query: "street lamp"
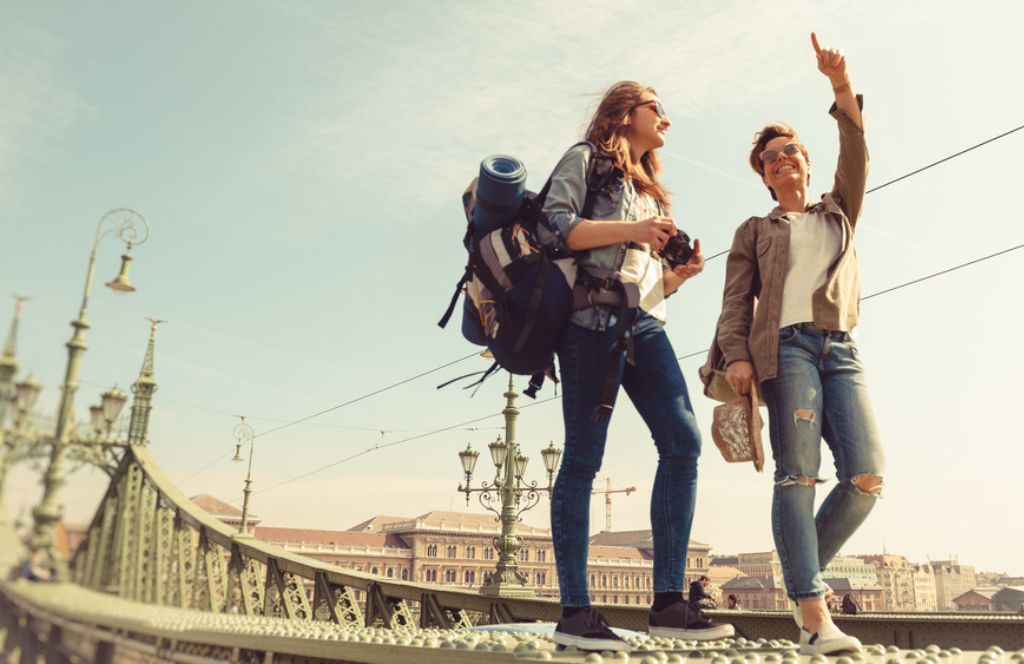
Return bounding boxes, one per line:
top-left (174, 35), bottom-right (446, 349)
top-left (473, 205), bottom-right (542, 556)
top-left (100, 386), bottom-right (128, 434)
top-left (30, 208), bottom-right (150, 579)
top-left (455, 374), bottom-right (562, 597)
top-left (231, 417), bottom-right (257, 537)
top-left (14, 376), bottom-right (42, 420)
top-left (88, 404), bottom-right (105, 436)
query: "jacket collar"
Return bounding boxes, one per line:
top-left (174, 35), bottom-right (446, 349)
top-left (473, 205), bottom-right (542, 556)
top-left (767, 195), bottom-right (840, 222)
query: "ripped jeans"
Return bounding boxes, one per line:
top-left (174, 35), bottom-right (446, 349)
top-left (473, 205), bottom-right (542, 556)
top-left (760, 323), bottom-right (885, 600)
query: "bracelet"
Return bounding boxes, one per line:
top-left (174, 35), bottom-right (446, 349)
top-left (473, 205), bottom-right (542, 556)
top-left (832, 79), bottom-right (851, 93)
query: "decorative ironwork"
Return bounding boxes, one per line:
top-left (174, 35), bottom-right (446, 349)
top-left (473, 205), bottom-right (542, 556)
top-left (455, 374), bottom-right (562, 598)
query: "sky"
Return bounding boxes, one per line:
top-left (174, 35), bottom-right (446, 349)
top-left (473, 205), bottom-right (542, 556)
top-left (2, 1), bottom-right (1022, 575)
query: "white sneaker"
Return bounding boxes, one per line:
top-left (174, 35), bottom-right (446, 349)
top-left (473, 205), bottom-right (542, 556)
top-left (798, 622), bottom-right (862, 655)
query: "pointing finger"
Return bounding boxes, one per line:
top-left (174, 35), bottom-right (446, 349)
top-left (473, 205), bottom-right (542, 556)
top-left (811, 32), bottom-right (822, 54)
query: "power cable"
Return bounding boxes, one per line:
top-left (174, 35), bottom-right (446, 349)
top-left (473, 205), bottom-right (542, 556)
top-left (257, 239), bottom-right (1023, 494)
top-left (698, 125), bottom-right (1023, 265)
top-left (174, 351), bottom-right (480, 485)
top-left (177, 123), bottom-right (1023, 487)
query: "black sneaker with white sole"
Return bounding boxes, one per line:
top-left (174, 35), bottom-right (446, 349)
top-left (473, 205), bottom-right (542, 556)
top-left (648, 601), bottom-right (735, 640)
top-left (553, 607), bottom-right (630, 652)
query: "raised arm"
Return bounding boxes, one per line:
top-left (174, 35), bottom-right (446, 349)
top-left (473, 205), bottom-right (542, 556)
top-left (812, 32), bottom-right (869, 226)
top-left (812, 32), bottom-right (861, 129)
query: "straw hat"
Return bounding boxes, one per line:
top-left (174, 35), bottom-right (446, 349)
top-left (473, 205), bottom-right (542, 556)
top-left (711, 383), bottom-right (765, 472)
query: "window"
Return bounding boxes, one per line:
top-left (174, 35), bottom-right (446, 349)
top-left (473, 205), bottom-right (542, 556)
top-left (612, 576), bottom-right (619, 588)
top-left (634, 575), bottom-right (640, 588)
top-left (483, 547), bottom-right (494, 560)
top-left (371, 567), bottom-right (379, 575)
top-left (613, 595), bottom-right (619, 604)
top-left (386, 567), bottom-right (394, 578)
top-left (466, 546), bottom-right (476, 559)
top-left (425, 569), bottom-right (437, 582)
top-left (537, 549), bottom-right (547, 562)
top-left (687, 558), bottom-right (693, 568)
top-left (535, 572), bottom-right (546, 586)
top-left (426, 544), bottom-right (438, 557)
top-left (590, 574), bottom-right (596, 588)
top-left (464, 570), bottom-right (476, 584)
top-left (601, 575), bottom-right (608, 588)
top-left (519, 549), bottom-right (530, 562)
top-left (697, 558), bottom-right (704, 568)
top-left (446, 545), bottom-right (457, 558)
top-left (445, 569), bottom-right (457, 583)
top-left (645, 576), bottom-right (652, 589)
top-left (401, 568), bottom-right (409, 581)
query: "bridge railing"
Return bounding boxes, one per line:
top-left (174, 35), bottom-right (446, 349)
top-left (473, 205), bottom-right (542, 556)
top-left (69, 444), bottom-right (564, 631)
top-left (67, 444), bottom-right (1024, 650)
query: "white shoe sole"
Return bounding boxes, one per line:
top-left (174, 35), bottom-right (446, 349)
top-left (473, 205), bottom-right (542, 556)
top-left (649, 623), bottom-right (735, 640)
top-left (799, 635), bottom-right (863, 655)
top-left (553, 631), bottom-right (631, 652)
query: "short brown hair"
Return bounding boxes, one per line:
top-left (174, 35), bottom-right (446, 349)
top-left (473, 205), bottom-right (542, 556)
top-left (749, 122), bottom-right (810, 200)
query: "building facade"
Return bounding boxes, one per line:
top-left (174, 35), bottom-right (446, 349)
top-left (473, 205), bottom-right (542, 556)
top-left (931, 560), bottom-right (978, 611)
top-left (246, 511), bottom-right (712, 606)
top-left (857, 554), bottom-right (916, 611)
top-left (823, 556), bottom-right (879, 586)
top-left (735, 551), bottom-right (783, 588)
top-left (911, 564), bottom-right (938, 612)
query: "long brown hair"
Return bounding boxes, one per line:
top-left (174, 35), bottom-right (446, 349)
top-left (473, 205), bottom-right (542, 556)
top-left (584, 81), bottom-right (671, 212)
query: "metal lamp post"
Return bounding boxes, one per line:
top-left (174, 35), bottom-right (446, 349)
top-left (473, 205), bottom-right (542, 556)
top-left (0, 374), bottom-right (43, 525)
top-left (30, 208), bottom-right (150, 579)
top-left (456, 374), bottom-right (562, 597)
top-left (231, 418), bottom-right (257, 537)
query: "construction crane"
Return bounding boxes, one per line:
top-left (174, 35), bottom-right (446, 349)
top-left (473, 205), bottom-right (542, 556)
top-left (592, 477), bottom-right (636, 533)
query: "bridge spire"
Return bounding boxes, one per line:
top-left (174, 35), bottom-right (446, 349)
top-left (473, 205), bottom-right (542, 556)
top-left (127, 318), bottom-right (164, 445)
top-left (0, 296), bottom-right (29, 430)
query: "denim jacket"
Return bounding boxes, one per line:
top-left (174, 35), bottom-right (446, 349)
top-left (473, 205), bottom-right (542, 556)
top-left (541, 143), bottom-right (665, 330)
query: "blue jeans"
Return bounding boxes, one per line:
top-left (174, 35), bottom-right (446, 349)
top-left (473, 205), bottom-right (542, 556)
top-left (760, 323), bottom-right (885, 600)
top-left (550, 311), bottom-right (702, 606)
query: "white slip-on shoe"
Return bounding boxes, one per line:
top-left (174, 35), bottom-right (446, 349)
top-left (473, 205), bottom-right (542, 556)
top-left (798, 621), bottom-right (862, 655)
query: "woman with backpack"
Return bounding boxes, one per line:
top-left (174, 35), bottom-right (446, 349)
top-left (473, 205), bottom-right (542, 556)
top-left (542, 81), bottom-right (734, 652)
top-left (703, 34), bottom-right (882, 655)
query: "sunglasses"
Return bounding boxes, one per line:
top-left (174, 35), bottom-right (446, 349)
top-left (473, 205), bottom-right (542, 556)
top-left (759, 142), bottom-right (803, 164)
top-left (633, 100), bottom-right (667, 119)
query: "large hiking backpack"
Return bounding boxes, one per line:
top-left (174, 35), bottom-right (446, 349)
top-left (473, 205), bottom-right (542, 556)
top-left (438, 143), bottom-right (624, 400)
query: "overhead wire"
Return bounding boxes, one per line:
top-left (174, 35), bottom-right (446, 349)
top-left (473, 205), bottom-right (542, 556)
top-left (176, 123), bottom-right (1023, 488)
top-left (256, 238), bottom-right (1024, 496)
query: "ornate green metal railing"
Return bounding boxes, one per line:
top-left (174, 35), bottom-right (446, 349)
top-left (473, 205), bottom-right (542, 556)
top-left (68, 444), bottom-right (544, 631)
top-left (63, 444), bottom-right (1024, 652)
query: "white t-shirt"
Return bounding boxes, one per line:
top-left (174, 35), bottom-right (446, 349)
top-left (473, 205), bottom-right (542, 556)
top-left (619, 186), bottom-right (666, 323)
top-left (779, 209), bottom-right (842, 329)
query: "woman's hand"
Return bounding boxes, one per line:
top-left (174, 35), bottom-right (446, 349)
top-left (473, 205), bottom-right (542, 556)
top-left (631, 215), bottom-right (677, 250)
top-left (811, 32), bottom-right (847, 87)
top-left (725, 360), bottom-right (756, 397)
top-left (663, 238), bottom-right (704, 295)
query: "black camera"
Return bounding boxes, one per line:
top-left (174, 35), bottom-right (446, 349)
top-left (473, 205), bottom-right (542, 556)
top-left (661, 230), bottom-right (694, 269)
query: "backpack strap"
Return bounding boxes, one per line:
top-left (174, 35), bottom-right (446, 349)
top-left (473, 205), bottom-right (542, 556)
top-left (591, 279), bottom-right (639, 422)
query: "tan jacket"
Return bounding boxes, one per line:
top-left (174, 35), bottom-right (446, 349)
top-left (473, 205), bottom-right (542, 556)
top-left (700, 98), bottom-right (868, 400)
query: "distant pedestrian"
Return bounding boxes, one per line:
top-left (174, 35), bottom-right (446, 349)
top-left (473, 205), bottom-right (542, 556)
top-left (20, 550), bottom-right (53, 583)
top-left (689, 575), bottom-right (717, 609)
top-left (727, 594), bottom-right (742, 610)
top-left (841, 593), bottom-right (861, 615)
